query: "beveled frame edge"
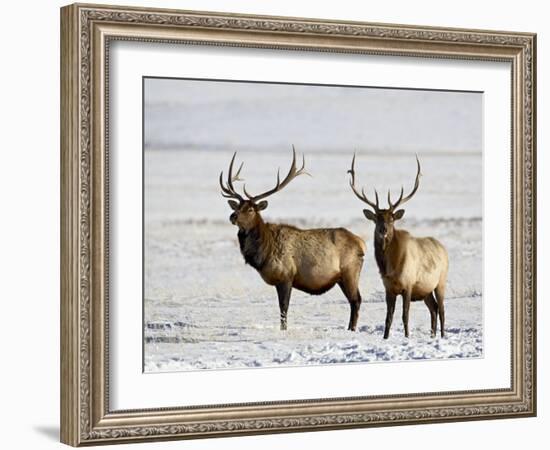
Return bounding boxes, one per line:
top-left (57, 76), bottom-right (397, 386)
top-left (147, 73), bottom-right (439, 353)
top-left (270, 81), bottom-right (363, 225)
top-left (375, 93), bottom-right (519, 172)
top-left (60, 2), bottom-right (536, 446)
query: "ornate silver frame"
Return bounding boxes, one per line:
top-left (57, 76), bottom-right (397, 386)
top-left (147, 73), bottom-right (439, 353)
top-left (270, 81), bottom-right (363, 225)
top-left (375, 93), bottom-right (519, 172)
top-left (60, 3), bottom-right (536, 446)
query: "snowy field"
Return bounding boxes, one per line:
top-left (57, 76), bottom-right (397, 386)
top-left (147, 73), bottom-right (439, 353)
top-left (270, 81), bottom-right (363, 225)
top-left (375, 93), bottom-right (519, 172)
top-left (143, 149), bottom-right (483, 373)
top-left (143, 79), bottom-right (483, 373)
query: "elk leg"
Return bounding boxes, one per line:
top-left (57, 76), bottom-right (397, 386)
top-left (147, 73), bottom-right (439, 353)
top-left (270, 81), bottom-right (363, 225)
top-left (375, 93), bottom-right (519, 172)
top-left (402, 291), bottom-right (412, 338)
top-left (350, 290), bottom-right (362, 331)
top-left (383, 292), bottom-right (397, 339)
top-left (434, 284), bottom-right (446, 338)
top-left (276, 282), bottom-right (292, 331)
top-left (338, 270), bottom-right (362, 331)
top-left (424, 293), bottom-right (439, 338)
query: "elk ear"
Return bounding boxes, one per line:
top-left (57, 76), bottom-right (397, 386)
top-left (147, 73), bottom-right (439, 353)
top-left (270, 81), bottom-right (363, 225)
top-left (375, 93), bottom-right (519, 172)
top-left (257, 200), bottom-right (268, 211)
top-left (393, 209), bottom-right (405, 220)
top-left (228, 200), bottom-right (239, 211)
top-left (363, 209), bottom-right (376, 222)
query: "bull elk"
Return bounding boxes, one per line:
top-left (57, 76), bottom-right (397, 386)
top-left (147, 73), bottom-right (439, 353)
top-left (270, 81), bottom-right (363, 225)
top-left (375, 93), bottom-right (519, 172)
top-left (348, 154), bottom-right (449, 339)
top-left (220, 147), bottom-right (366, 331)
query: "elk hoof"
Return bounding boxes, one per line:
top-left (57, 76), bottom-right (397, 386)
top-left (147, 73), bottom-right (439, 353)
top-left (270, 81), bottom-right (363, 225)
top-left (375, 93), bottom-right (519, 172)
top-left (430, 331), bottom-right (436, 338)
top-left (280, 323), bottom-right (287, 331)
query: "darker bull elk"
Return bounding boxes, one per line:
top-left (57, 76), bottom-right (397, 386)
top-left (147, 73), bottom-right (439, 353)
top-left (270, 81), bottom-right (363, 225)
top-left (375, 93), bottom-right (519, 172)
top-left (220, 148), bottom-right (366, 331)
top-left (348, 154), bottom-right (449, 339)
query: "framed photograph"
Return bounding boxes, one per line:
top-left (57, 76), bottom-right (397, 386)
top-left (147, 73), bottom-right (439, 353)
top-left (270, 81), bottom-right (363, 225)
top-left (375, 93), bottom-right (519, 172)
top-left (60, 3), bottom-right (536, 446)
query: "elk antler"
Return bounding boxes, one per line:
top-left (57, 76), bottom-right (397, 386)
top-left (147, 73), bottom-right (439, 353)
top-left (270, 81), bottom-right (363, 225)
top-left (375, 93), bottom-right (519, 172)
top-left (219, 152), bottom-right (245, 202)
top-left (243, 145), bottom-right (310, 202)
top-left (347, 153), bottom-right (380, 212)
top-left (387, 154), bottom-right (422, 210)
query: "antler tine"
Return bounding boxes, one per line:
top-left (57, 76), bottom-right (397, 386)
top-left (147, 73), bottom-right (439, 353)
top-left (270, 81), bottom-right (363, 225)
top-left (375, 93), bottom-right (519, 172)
top-left (219, 152), bottom-right (244, 201)
top-left (245, 146), bottom-right (310, 202)
top-left (391, 154), bottom-right (422, 210)
top-left (227, 153), bottom-right (244, 191)
top-left (219, 171), bottom-right (232, 198)
top-left (388, 186), bottom-right (404, 209)
top-left (232, 161), bottom-right (244, 182)
top-left (276, 146), bottom-right (311, 184)
top-left (290, 145), bottom-right (310, 178)
top-left (242, 184), bottom-right (253, 199)
top-left (347, 153), bottom-right (380, 211)
top-left (290, 144), bottom-right (297, 173)
top-left (298, 153), bottom-right (311, 177)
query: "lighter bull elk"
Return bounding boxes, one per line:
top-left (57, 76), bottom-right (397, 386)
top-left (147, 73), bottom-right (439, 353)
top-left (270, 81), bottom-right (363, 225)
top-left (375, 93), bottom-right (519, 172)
top-left (348, 154), bottom-right (449, 339)
top-left (220, 148), bottom-right (366, 331)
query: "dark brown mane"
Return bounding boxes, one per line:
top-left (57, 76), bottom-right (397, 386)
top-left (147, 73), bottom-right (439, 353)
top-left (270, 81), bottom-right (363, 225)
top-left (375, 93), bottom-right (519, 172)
top-left (237, 219), bottom-right (274, 271)
top-left (373, 235), bottom-right (387, 276)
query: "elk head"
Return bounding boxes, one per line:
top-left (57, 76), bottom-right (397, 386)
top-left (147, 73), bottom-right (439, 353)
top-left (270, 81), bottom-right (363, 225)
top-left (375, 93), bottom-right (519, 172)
top-left (219, 147), bottom-right (310, 231)
top-left (348, 154), bottom-right (422, 249)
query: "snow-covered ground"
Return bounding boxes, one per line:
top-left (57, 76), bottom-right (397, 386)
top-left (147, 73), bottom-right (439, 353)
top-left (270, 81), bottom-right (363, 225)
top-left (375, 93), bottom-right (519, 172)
top-left (143, 149), bottom-right (483, 373)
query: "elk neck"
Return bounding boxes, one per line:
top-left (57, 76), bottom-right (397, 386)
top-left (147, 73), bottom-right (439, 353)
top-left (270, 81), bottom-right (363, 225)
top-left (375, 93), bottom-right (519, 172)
top-left (373, 231), bottom-right (396, 277)
top-left (237, 215), bottom-right (274, 271)
top-left (374, 229), bottom-right (407, 277)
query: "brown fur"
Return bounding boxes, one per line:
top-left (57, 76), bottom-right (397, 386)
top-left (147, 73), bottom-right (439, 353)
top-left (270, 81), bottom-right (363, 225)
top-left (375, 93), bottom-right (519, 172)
top-left (221, 149), bottom-right (366, 331)
top-left (348, 154), bottom-right (448, 338)
top-left (368, 212), bottom-right (449, 339)
top-left (230, 200), bottom-right (366, 331)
